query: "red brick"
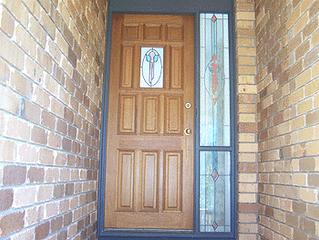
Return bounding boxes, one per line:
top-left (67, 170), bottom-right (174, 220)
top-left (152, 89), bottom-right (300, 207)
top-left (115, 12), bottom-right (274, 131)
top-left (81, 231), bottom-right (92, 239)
top-left (50, 216), bottom-right (63, 233)
top-left (31, 126), bottom-right (47, 144)
top-left (22, 100), bottom-right (41, 124)
top-left (0, 189), bottom-right (13, 211)
top-left (3, 165), bottom-right (26, 185)
top-left (27, 167), bottom-right (45, 183)
top-left (0, 211), bottom-right (25, 237)
top-left (41, 110), bottom-right (56, 129)
top-left (35, 221), bottom-right (50, 240)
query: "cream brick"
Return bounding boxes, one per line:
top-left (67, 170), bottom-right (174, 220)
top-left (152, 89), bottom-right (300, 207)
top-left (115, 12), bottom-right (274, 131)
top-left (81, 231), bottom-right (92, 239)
top-left (287, 5), bottom-right (301, 29)
top-left (238, 75), bottom-right (255, 84)
top-left (239, 183), bottom-right (258, 192)
top-left (239, 193), bottom-right (257, 203)
top-left (2, 0), bottom-right (29, 27)
top-left (301, 0), bottom-right (313, 12)
top-left (238, 85), bottom-right (257, 94)
top-left (299, 188), bottom-right (318, 203)
top-left (5, 115), bottom-right (31, 141)
top-left (292, 173), bottom-right (307, 186)
top-left (239, 114), bottom-right (256, 123)
top-left (29, 15), bottom-right (47, 48)
top-left (0, 85), bottom-right (20, 114)
top-left (306, 140), bottom-right (319, 156)
top-left (237, 12), bottom-right (255, 21)
top-left (13, 186), bottom-right (37, 207)
top-left (237, 38), bottom-right (256, 47)
top-left (289, 88), bottom-right (304, 105)
top-left (0, 5), bottom-right (15, 37)
top-left (294, 11), bottom-right (309, 34)
top-left (297, 98), bottom-right (313, 114)
top-left (10, 229), bottom-right (34, 240)
top-left (15, 24), bottom-right (37, 58)
top-left (239, 143), bottom-right (258, 152)
top-left (0, 31), bottom-right (25, 70)
top-left (305, 78), bottom-right (319, 96)
top-left (238, 153), bottom-right (257, 163)
top-left (238, 47), bottom-right (256, 56)
top-left (239, 173), bottom-right (257, 183)
top-left (295, 69), bottom-right (312, 88)
top-left (239, 133), bottom-right (256, 142)
top-left (238, 56), bottom-right (256, 66)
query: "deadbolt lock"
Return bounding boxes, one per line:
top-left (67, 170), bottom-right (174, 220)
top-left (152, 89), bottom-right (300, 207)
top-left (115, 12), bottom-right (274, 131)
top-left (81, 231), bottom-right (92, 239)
top-left (184, 128), bottom-right (192, 135)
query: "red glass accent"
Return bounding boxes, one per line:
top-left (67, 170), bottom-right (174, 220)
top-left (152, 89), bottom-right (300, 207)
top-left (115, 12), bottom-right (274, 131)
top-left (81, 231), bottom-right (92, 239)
top-left (211, 55), bottom-right (218, 94)
top-left (211, 168), bottom-right (219, 182)
top-left (211, 14), bottom-right (217, 22)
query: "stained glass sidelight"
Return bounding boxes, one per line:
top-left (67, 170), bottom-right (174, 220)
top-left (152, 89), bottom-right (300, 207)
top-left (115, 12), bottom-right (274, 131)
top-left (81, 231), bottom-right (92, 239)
top-left (200, 13), bottom-right (230, 146)
top-left (199, 13), bottom-right (232, 233)
top-left (200, 151), bottom-right (231, 232)
top-left (140, 47), bottom-right (164, 88)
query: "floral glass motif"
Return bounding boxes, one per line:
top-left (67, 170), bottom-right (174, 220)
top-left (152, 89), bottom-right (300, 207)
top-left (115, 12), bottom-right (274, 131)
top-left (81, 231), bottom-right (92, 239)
top-left (140, 47), bottom-right (164, 88)
top-left (200, 13), bottom-right (230, 147)
top-left (199, 13), bottom-right (231, 233)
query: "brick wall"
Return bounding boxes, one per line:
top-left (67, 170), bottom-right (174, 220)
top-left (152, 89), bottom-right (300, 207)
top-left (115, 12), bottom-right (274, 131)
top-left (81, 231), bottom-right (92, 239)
top-left (3, 0), bottom-right (317, 240)
top-left (235, 0), bottom-right (259, 239)
top-left (0, 0), bottom-right (107, 239)
top-left (256, 0), bottom-right (319, 239)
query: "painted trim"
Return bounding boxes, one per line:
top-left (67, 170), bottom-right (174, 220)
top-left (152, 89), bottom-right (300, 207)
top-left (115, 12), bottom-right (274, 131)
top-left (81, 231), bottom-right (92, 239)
top-left (109, 0), bottom-right (232, 13)
top-left (98, 0), bottom-right (236, 239)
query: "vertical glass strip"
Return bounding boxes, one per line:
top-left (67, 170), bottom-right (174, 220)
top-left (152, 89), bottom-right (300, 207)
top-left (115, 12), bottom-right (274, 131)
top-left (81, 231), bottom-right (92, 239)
top-left (200, 13), bottom-right (230, 147)
top-left (199, 151), bottom-right (231, 232)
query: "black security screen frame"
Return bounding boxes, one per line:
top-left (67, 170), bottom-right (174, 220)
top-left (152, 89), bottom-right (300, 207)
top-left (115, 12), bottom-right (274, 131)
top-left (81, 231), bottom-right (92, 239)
top-left (98, 0), bottom-right (237, 239)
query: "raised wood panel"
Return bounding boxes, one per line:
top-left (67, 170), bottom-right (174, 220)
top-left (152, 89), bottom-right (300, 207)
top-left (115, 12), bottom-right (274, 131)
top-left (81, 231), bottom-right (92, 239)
top-left (117, 150), bottom-right (135, 211)
top-left (120, 46), bottom-right (134, 88)
top-left (170, 47), bottom-right (184, 89)
top-left (140, 151), bottom-right (159, 212)
top-left (167, 24), bottom-right (184, 41)
top-left (119, 95), bottom-right (136, 134)
top-left (123, 24), bottom-right (139, 40)
top-left (163, 151), bottom-right (182, 211)
top-left (142, 96), bottom-right (160, 134)
top-left (143, 24), bottom-right (162, 41)
top-left (165, 96), bottom-right (182, 134)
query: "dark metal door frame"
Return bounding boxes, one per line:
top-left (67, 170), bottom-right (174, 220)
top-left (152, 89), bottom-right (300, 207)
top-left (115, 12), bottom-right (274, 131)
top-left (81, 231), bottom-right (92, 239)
top-left (98, 0), bottom-right (237, 239)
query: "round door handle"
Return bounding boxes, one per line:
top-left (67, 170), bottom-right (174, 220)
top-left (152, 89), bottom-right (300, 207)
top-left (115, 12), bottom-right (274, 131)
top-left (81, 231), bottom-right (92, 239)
top-left (184, 128), bottom-right (192, 135)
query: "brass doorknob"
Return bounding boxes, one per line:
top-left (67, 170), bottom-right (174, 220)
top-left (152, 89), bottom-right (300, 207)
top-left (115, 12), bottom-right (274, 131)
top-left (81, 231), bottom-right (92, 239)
top-left (184, 128), bottom-right (192, 135)
top-left (185, 102), bottom-right (192, 109)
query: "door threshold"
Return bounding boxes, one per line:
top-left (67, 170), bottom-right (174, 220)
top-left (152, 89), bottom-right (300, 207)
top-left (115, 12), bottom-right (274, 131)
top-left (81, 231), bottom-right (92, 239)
top-left (106, 228), bottom-right (193, 233)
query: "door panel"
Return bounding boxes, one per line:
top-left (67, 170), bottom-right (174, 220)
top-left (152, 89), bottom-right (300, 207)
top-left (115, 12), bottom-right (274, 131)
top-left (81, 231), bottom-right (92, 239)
top-left (163, 151), bottom-right (182, 211)
top-left (117, 150), bottom-right (135, 211)
top-left (105, 14), bottom-right (194, 230)
top-left (140, 151), bottom-right (159, 211)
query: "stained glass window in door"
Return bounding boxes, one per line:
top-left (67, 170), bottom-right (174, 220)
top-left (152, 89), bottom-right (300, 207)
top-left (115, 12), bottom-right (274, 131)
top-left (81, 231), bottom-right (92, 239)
top-left (200, 14), bottom-right (230, 146)
top-left (140, 47), bottom-right (164, 88)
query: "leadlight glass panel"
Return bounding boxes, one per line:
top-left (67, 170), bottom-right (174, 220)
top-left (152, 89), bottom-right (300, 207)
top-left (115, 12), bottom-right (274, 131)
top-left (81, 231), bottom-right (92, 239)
top-left (200, 151), bottom-right (231, 232)
top-left (140, 47), bottom-right (164, 88)
top-left (200, 13), bottom-right (230, 146)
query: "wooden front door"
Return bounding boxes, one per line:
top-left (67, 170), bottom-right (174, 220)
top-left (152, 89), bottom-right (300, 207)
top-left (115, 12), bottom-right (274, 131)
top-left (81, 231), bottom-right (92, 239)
top-left (104, 14), bottom-right (194, 230)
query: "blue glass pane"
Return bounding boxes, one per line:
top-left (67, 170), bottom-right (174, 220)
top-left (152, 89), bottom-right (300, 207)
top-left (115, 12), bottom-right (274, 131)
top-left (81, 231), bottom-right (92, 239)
top-left (200, 151), bottom-right (231, 232)
top-left (200, 13), bottom-right (230, 146)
